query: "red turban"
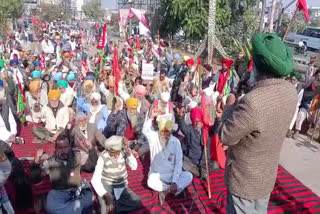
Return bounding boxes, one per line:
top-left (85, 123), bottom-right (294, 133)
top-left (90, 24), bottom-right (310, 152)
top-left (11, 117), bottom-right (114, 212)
top-left (190, 107), bottom-right (203, 125)
top-left (186, 59), bottom-right (195, 67)
top-left (221, 58), bottom-right (233, 68)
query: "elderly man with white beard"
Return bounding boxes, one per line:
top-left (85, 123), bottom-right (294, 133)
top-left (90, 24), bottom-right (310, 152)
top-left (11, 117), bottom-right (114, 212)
top-left (143, 108), bottom-right (193, 205)
top-left (103, 98), bottom-right (148, 158)
top-left (71, 112), bottom-right (106, 172)
top-left (88, 92), bottom-right (109, 131)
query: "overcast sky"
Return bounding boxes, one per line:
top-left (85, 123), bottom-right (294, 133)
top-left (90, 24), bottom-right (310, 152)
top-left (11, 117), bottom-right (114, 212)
top-left (102, 0), bottom-right (320, 10)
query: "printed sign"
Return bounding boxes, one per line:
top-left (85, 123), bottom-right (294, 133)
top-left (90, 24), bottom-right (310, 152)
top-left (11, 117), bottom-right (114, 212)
top-left (142, 63), bottom-right (154, 80)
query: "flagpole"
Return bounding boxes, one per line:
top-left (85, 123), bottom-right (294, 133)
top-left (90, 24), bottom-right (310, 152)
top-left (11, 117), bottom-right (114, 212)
top-left (283, 8), bottom-right (298, 41)
top-left (204, 144), bottom-right (212, 199)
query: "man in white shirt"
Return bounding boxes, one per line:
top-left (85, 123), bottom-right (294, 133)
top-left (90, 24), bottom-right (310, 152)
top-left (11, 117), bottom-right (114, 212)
top-left (143, 108), bottom-right (193, 205)
top-left (41, 34), bottom-right (54, 55)
top-left (91, 136), bottom-right (142, 214)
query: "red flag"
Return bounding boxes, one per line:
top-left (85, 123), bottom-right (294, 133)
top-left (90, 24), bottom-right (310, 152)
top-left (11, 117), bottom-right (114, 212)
top-left (69, 44), bottom-right (73, 60)
top-left (113, 47), bottom-right (120, 95)
top-left (201, 95), bottom-right (214, 147)
top-left (6, 29), bottom-right (9, 39)
top-left (82, 58), bottom-right (90, 74)
top-left (95, 23), bottom-right (100, 29)
top-left (31, 17), bottom-right (40, 26)
top-left (136, 35), bottom-right (140, 50)
top-left (210, 135), bottom-right (226, 169)
top-left (40, 51), bottom-right (46, 69)
top-left (248, 56), bottom-right (253, 73)
top-left (296, 0), bottom-right (309, 22)
top-left (97, 22), bottom-right (108, 50)
top-left (41, 23), bottom-right (46, 30)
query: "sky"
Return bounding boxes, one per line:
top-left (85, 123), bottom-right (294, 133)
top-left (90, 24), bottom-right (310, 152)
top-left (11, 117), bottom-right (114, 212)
top-left (281, 0), bottom-right (320, 9)
top-left (102, 0), bottom-right (320, 10)
top-left (102, 0), bottom-right (117, 9)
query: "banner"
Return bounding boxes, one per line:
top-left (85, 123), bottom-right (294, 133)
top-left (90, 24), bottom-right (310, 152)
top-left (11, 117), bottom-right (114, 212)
top-left (142, 63), bottom-right (154, 80)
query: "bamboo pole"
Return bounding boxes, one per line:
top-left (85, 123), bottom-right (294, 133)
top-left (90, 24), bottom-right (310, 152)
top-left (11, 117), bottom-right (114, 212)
top-left (204, 144), bottom-right (211, 199)
top-left (283, 8), bottom-right (298, 41)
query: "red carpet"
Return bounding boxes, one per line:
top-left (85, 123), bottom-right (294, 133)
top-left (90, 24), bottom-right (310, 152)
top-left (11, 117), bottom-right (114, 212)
top-left (10, 126), bottom-right (320, 213)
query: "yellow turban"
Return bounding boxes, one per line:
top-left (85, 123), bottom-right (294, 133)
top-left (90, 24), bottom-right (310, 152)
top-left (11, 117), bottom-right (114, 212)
top-left (158, 119), bottom-right (173, 131)
top-left (29, 79), bottom-right (40, 93)
top-left (83, 80), bottom-right (94, 89)
top-left (48, 90), bottom-right (61, 101)
top-left (126, 98), bottom-right (139, 109)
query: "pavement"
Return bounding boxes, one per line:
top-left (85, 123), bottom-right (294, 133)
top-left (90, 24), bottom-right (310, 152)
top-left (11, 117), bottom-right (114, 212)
top-left (280, 134), bottom-right (320, 196)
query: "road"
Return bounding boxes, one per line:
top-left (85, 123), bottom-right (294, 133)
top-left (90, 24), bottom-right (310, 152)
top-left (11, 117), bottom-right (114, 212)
top-left (280, 134), bottom-right (320, 196)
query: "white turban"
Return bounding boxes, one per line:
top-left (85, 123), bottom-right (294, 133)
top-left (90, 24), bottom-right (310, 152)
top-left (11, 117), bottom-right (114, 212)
top-left (90, 92), bottom-right (101, 102)
top-left (104, 136), bottom-right (123, 151)
top-left (160, 92), bottom-right (170, 103)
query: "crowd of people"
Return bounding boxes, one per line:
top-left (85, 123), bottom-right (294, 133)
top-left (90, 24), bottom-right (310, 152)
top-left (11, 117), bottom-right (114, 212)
top-left (0, 20), bottom-right (316, 214)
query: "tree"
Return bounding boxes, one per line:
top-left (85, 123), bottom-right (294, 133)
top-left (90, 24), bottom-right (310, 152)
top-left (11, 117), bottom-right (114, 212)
top-left (37, 3), bottom-right (70, 22)
top-left (0, 0), bottom-right (24, 34)
top-left (82, 0), bottom-right (104, 20)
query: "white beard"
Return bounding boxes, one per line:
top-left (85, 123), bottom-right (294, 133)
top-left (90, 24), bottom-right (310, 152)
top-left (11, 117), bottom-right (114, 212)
top-left (90, 104), bottom-right (101, 114)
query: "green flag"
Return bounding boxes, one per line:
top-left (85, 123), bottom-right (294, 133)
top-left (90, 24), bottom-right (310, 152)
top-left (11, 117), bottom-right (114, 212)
top-left (17, 89), bottom-right (26, 123)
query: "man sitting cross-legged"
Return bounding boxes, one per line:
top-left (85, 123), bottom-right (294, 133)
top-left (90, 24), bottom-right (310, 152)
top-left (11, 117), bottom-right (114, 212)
top-left (91, 136), bottom-right (142, 214)
top-left (32, 90), bottom-right (70, 143)
top-left (143, 108), bottom-right (193, 205)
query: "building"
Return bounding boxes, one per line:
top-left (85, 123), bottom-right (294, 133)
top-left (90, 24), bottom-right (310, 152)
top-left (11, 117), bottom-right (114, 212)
top-left (117, 0), bottom-right (160, 14)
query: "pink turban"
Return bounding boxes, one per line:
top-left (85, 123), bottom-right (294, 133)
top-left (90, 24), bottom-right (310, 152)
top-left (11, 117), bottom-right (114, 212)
top-left (190, 107), bottom-right (203, 125)
top-left (134, 85), bottom-right (147, 97)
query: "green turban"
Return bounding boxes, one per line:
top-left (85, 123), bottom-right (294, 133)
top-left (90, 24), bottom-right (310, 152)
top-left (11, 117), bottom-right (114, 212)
top-left (57, 80), bottom-right (68, 88)
top-left (252, 33), bottom-right (293, 77)
top-left (66, 72), bottom-right (76, 81)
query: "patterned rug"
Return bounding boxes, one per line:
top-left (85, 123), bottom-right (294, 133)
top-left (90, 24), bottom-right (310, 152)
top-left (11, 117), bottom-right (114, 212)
top-left (9, 126), bottom-right (320, 214)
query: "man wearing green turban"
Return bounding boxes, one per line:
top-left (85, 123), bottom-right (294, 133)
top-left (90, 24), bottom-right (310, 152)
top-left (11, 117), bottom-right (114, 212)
top-left (57, 80), bottom-right (75, 107)
top-left (213, 33), bottom-right (298, 214)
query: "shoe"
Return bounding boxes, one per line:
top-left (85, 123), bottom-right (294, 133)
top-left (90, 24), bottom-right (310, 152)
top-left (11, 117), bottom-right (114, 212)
top-left (158, 192), bottom-right (166, 205)
top-left (292, 131), bottom-right (300, 139)
top-left (286, 129), bottom-right (293, 138)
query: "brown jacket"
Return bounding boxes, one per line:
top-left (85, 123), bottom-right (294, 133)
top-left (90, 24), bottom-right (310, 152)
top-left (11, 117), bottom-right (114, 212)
top-left (220, 78), bottom-right (297, 200)
top-left (71, 123), bottom-right (106, 151)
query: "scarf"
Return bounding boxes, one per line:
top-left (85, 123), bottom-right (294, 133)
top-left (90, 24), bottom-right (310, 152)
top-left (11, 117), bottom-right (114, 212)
top-left (0, 101), bottom-right (10, 132)
top-left (217, 71), bottom-right (230, 94)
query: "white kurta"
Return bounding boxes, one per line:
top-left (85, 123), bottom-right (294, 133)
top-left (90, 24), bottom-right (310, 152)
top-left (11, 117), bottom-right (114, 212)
top-left (142, 118), bottom-right (192, 194)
